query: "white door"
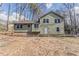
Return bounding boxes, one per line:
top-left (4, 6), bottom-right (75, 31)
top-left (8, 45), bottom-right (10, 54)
top-left (44, 28), bottom-right (48, 34)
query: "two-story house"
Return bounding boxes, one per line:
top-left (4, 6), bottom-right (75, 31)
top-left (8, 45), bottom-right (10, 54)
top-left (11, 11), bottom-right (65, 35)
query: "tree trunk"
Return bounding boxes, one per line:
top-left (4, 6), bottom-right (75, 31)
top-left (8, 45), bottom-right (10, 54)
top-left (7, 3), bottom-right (10, 31)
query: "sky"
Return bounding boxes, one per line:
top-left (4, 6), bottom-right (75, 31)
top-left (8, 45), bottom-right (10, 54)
top-left (0, 3), bottom-right (47, 22)
top-left (0, 3), bottom-right (79, 23)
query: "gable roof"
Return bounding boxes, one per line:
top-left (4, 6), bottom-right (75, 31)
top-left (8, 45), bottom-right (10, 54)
top-left (39, 11), bottom-right (64, 19)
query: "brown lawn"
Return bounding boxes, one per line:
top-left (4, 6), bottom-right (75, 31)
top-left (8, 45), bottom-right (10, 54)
top-left (0, 34), bottom-right (79, 56)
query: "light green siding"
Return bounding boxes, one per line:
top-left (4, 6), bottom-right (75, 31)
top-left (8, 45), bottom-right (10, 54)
top-left (14, 30), bottom-right (29, 32)
top-left (13, 12), bottom-right (64, 35)
top-left (14, 24), bottom-right (32, 33)
top-left (39, 13), bottom-right (64, 34)
top-left (32, 23), bottom-right (40, 32)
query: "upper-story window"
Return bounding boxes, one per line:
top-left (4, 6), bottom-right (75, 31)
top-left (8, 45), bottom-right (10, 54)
top-left (34, 24), bottom-right (39, 28)
top-left (55, 19), bottom-right (60, 23)
top-left (43, 19), bottom-right (49, 23)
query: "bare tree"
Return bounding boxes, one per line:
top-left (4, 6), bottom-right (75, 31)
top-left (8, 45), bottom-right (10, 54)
top-left (53, 3), bottom-right (77, 35)
top-left (73, 3), bottom-right (77, 35)
top-left (63, 3), bottom-right (77, 35)
top-left (7, 3), bottom-right (10, 31)
top-left (18, 3), bottom-right (27, 21)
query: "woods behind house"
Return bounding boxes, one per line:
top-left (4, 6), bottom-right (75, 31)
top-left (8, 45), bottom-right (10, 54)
top-left (0, 3), bottom-right (79, 36)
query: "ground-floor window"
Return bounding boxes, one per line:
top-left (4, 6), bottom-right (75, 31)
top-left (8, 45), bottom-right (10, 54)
top-left (16, 24), bottom-right (23, 29)
top-left (56, 27), bottom-right (60, 32)
top-left (28, 24), bottom-right (31, 28)
top-left (14, 24), bottom-right (23, 29)
top-left (34, 24), bottom-right (39, 28)
top-left (20, 24), bottom-right (22, 28)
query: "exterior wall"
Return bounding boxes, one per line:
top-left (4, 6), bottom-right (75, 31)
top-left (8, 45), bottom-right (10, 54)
top-left (8, 24), bottom-right (14, 32)
top-left (14, 24), bottom-right (32, 33)
top-left (32, 23), bottom-right (40, 32)
top-left (39, 14), bottom-right (64, 35)
top-left (12, 13), bottom-right (64, 35)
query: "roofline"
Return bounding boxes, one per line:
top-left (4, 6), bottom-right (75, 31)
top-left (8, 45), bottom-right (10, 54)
top-left (13, 21), bottom-right (34, 24)
top-left (13, 22), bottom-right (34, 24)
top-left (39, 11), bottom-right (64, 19)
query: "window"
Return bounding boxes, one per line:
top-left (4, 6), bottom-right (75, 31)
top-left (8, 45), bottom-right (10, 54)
top-left (28, 24), bottom-right (30, 27)
top-left (43, 19), bottom-right (45, 23)
top-left (55, 19), bottom-right (60, 23)
top-left (16, 24), bottom-right (19, 28)
top-left (43, 19), bottom-right (49, 23)
top-left (55, 19), bottom-right (57, 23)
top-left (47, 19), bottom-right (49, 23)
top-left (58, 19), bottom-right (60, 23)
top-left (20, 24), bottom-right (22, 28)
top-left (34, 24), bottom-right (39, 28)
top-left (16, 24), bottom-right (23, 29)
top-left (56, 27), bottom-right (60, 32)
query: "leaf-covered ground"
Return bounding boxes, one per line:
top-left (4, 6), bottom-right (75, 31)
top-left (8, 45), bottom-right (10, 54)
top-left (0, 34), bottom-right (79, 56)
